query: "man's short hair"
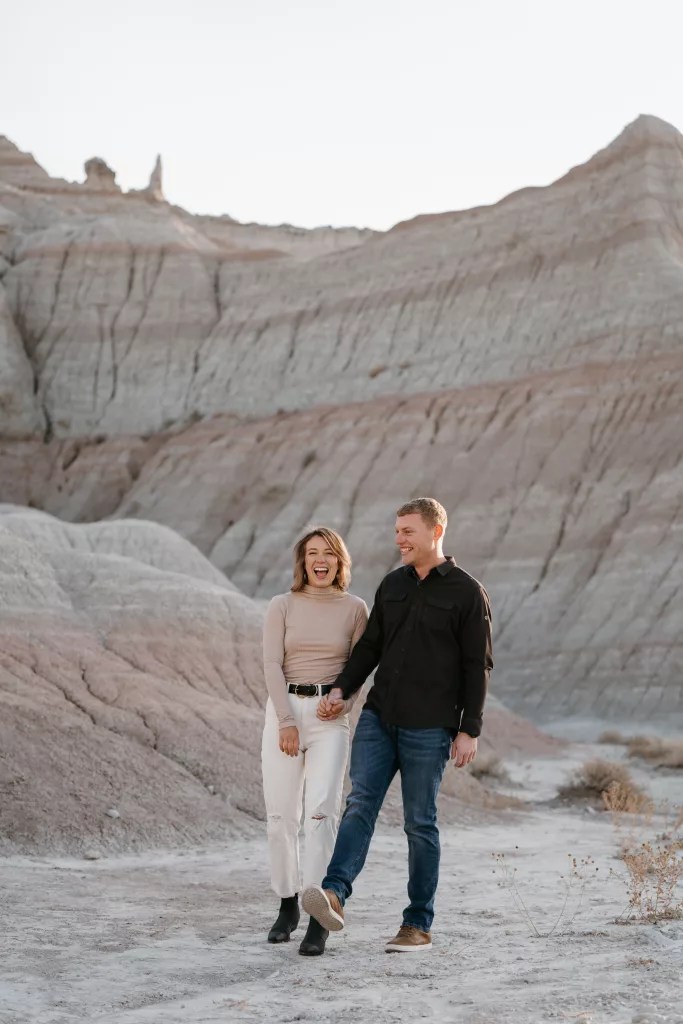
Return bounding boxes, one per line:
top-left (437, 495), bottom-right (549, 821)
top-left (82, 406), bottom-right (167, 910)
top-left (395, 497), bottom-right (447, 530)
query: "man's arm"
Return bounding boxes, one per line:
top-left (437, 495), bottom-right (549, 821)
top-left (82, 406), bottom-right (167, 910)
top-left (342, 600), bottom-right (371, 712)
top-left (335, 585), bottom-right (384, 699)
top-left (456, 584), bottom-right (493, 739)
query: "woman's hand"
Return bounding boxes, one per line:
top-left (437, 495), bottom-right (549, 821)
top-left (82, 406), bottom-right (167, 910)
top-left (317, 688), bottom-right (347, 721)
top-left (279, 726), bottom-right (300, 757)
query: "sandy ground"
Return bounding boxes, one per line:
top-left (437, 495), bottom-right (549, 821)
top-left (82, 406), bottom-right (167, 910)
top-left (2, 744), bottom-right (682, 1024)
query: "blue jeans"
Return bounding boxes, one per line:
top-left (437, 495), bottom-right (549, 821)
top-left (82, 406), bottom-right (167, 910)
top-left (321, 708), bottom-right (452, 932)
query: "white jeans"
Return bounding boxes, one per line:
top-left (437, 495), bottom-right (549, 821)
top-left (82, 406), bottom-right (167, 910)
top-left (261, 694), bottom-right (350, 898)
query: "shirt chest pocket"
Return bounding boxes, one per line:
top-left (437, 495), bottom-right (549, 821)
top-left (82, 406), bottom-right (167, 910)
top-left (382, 592), bottom-right (408, 629)
top-left (423, 593), bottom-right (457, 631)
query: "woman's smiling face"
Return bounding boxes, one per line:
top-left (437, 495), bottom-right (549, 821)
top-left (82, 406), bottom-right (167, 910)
top-left (304, 535), bottom-right (339, 588)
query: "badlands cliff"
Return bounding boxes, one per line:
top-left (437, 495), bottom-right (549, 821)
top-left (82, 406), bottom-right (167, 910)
top-left (0, 116), bottom-right (681, 730)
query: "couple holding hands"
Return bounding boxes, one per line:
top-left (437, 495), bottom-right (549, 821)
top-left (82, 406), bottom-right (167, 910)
top-left (261, 496), bottom-right (493, 956)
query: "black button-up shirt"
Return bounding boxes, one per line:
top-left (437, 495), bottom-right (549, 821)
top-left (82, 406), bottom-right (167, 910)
top-left (336, 557), bottom-right (492, 736)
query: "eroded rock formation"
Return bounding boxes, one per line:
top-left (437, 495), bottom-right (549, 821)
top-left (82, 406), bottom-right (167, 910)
top-left (0, 116), bottom-right (681, 730)
top-left (0, 507), bottom-right (263, 852)
top-left (145, 154), bottom-right (163, 201)
top-left (83, 156), bottom-right (120, 192)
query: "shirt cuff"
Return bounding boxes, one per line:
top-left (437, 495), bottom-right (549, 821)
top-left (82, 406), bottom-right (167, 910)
top-left (459, 716), bottom-right (482, 738)
top-left (337, 675), bottom-right (355, 701)
top-left (276, 713), bottom-right (296, 729)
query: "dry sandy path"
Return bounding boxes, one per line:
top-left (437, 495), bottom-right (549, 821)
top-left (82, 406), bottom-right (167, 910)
top-left (2, 751), bottom-right (682, 1024)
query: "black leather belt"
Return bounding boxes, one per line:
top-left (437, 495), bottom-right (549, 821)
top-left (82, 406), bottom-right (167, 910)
top-left (288, 683), bottom-right (334, 697)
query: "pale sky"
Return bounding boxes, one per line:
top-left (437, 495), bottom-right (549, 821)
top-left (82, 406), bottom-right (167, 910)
top-left (4, 0), bottom-right (683, 230)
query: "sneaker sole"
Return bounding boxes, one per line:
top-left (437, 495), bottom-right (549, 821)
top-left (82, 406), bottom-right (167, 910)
top-left (301, 886), bottom-right (344, 932)
top-left (385, 941), bottom-right (433, 952)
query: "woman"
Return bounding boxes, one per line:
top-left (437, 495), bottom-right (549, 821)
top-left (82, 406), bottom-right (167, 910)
top-left (261, 527), bottom-right (368, 956)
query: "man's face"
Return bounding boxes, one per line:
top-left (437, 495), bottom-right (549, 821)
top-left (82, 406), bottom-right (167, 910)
top-left (395, 513), bottom-right (439, 567)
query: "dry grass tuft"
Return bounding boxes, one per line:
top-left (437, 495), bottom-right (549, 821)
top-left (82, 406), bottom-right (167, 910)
top-left (491, 850), bottom-right (598, 937)
top-left (626, 735), bottom-right (683, 768)
top-left (559, 758), bottom-right (652, 813)
top-left (598, 729), bottom-right (627, 745)
top-left (468, 753), bottom-right (508, 781)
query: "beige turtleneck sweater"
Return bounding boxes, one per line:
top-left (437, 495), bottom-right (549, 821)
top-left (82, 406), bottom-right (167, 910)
top-left (263, 585), bottom-right (369, 728)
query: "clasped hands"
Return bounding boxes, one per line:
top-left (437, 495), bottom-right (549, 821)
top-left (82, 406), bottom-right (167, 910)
top-left (278, 688), bottom-right (347, 756)
top-left (317, 687), bottom-right (347, 722)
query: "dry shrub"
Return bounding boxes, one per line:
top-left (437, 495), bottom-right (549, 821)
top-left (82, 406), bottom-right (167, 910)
top-left (659, 744), bottom-right (683, 770)
top-left (598, 729), bottom-right (627, 745)
top-left (602, 780), bottom-right (654, 815)
top-left (469, 753), bottom-right (508, 781)
top-left (560, 759), bottom-right (653, 813)
top-left (617, 831), bottom-right (683, 922)
top-left (608, 802), bottom-right (683, 924)
top-left (560, 758), bottom-right (640, 802)
top-left (626, 735), bottom-right (683, 768)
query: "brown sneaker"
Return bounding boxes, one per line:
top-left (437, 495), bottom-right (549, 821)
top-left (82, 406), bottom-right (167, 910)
top-left (301, 886), bottom-right (345, 932)
top-left (385, 925), bottom-right (432, 952)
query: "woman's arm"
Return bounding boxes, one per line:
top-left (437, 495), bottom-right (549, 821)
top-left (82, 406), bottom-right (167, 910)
top-left (263, 596), bottom-right (296, 729)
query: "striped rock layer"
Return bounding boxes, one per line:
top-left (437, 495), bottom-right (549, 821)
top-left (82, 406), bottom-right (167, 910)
top-left (1, 115), bottom-right (681, 727)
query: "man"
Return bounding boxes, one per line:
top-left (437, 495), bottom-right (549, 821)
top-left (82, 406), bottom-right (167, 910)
top-left (302, 496), bottom-right (492, 952)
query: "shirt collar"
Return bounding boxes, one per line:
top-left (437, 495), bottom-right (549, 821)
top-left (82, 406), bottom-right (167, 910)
top-left (300, 584), bottom-right (347, 599)
top-left (407, 555), bottom-right (457, 580)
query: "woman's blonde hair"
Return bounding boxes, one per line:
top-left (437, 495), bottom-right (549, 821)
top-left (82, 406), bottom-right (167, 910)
top-left (291, 527), bottom-right (351, 592)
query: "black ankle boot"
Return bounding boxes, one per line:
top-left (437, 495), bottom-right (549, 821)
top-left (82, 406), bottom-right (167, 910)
top-left (267, 895), bottom-right (300, 943)
top-left (298, 916), bottom-right (329, 956)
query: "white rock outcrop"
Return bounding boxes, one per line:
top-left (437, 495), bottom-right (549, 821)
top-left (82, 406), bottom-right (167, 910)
top-left (0, 507), bottom-right (264, 853)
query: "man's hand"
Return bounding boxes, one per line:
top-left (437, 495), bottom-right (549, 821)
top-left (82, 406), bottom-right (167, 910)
top-left (317, 688), bottom-right (347, 721)
top-left (279, 726), bottom-right (300, 757)
top-left (451, 731), bottom-right (477, 768)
